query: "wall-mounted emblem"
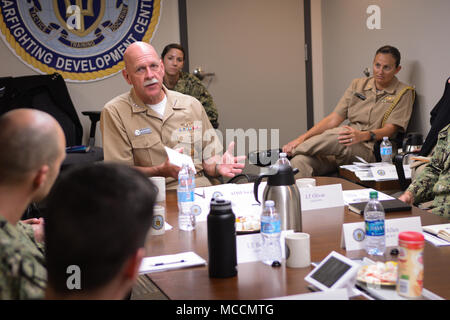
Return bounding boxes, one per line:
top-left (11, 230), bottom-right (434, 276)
top-left (0, 0), bottom-right (161, 82)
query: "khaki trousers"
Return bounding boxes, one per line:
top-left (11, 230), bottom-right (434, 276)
top-left (290, 127), bottom-right (376, 178)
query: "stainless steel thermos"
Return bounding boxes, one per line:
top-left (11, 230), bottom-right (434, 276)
top-left (253, 162), bottom-right (302, 232)
top-left (207, 198), bottom-right (237, 278)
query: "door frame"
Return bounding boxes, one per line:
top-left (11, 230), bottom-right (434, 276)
top-left (177, 0), bottom-right (314, 129)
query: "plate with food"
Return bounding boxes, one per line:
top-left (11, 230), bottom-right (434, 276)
top-left (236, 215), bottom-right (260, 234)
top-left (357, 261), bottom-right (398, 286)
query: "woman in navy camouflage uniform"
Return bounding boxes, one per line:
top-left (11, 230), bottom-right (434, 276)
top-left (161, 44), bottom-right (219, 129)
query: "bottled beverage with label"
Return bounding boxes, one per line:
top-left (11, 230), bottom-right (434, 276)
top-left (380, 136), bottom-right (393, 163)
top-left (177, 163), bottom-right (196, 231)
top-left (260, 200), bottom-right (282, 265)
top-left (364, 191), bottom-right (385, 256)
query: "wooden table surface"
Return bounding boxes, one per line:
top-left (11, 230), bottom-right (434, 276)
top-left (144, 177), bottom-right (450, 300)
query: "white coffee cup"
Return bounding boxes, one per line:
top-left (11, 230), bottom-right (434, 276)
top-left (149, 205), bottom-right (165, 236)
top-left (149, 176), bottom-right (166, 202)
top-left (285, 232), bottom-right (310, 268)
top-left (296, 178), bottom-right (316, 189)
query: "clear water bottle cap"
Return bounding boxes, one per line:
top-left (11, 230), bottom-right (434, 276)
top-left (383, 136), bottom-right (389, 141)
top-left (264, 200), bottom-right (275, 207)
top-left (279, 152), bottom-right (287, 158)
top-left (369, 191), bottom-right (378, 199)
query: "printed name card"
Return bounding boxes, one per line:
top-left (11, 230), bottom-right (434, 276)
top-left (341, 216), bottom-right (422, 251)
top-left (236, 230), bottom-right (294, 264)
top-left (370, 164), bottom-right (411, 180)
top-left (299, 184), bottom-right (344, 211)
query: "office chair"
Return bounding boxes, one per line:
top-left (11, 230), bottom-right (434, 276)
top-left (393, 76), bottom-right (450, 190)
top-left (0, 73), bottom-right (103, 170)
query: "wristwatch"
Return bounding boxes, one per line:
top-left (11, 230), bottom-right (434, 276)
top-left (368, 131), bottom-right (376, 142)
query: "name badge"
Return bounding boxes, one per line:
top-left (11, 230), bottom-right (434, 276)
top-left (340, 216), bottom-right (422, 251)
top-left (134, 128), bottom-right (152, 136)
top-left (299, 184), bottom-right (344, 211)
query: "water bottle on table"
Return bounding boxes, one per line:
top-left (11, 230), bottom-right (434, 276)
top-left (364, 191), bottom-right (385, 256)
top-left (177, 163), bottom-right (196, 231)
top-left (380, 136), bottom-right (393, 163)
top-left (260, 200), bottom-right (282, 266)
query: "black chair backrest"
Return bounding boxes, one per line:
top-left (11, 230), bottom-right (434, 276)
top-left (0, 73), bottom-right (82, 147)
top-left (419, 76), bottom-right (450, 156)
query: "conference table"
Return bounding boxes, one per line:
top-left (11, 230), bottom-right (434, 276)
top-left (143, 177), bottom-right (450, 300)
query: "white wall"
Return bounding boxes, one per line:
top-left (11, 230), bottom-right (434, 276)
top-left (0, 0), bottom-right (180, 146)
top-left (319, 0), bottom-right (450, 137)
top-left (2, 0), bottom-right (449, 145)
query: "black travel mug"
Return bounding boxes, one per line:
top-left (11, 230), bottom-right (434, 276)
top-left (207, 198), bottom-right (237, 278)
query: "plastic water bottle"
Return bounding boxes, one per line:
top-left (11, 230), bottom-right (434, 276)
top-left (380, 136), bottom-right (393, 163)
top-left (260, 200), bottom-right (282, 265)
top-left (364, 191), bottom-right (385, 256)
top-left (177, 163), bottom-right (196, 231)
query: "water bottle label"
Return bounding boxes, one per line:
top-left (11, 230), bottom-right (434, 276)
top-left (177, 190), bottom-right (194, 202)
top-left (261, 220), bottom-right (281, 234)
top-left (365, 220), bottom-right (385, 236)
top-left (380, 146), bottom-right (392, 155)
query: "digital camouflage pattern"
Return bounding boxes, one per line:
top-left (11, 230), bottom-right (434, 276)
top-left (407, 124), bottom-right (450, 218)
top-left (0, 216), bottom-right (46, 299)
top-left (172, 71), bottom-right (219, 129)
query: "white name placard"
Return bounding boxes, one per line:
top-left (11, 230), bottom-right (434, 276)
top-left (236, 230), bottom-right (294, 264)
top-left (370, 164), bottom-right (411, 180)
top-left (341, 217), bottom-right (422, 251)
top-left (300, 184), bottom-right (344, 211)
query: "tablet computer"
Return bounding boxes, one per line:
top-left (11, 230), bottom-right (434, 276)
top-left (305, 251), bottom-right (360, 291)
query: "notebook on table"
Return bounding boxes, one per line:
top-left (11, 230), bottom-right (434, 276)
top-left (348, 199), bottom-right (412, 215)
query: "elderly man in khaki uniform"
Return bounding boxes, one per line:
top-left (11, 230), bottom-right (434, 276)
top-left (101, 42), bottom-right (245, 188)
top-left (283, 45), bottom-right (414, 178)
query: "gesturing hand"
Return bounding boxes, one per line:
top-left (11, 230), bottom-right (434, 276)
top-left (216, 142), bottom-right (246, 178)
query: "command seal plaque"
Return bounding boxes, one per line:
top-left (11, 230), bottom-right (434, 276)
top-left (0, 0), bottom-right (161, 82)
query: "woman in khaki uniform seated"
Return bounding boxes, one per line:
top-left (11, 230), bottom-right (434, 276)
top-left (283, 45), bottom-right (415, 178)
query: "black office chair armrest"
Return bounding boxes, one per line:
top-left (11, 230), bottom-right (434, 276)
top-left (393, 152), bottom-right (417, 191)
top-left (248, 148), bottom-right (282, 167)
top-left (81, 111), bottom-right (101, 148)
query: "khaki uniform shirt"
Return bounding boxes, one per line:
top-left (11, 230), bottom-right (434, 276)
top-left (168, 71), bottom-right (219, 129)
top-left (334, 76), bottom-right (414, 149)
top-left (101, 87), bottom-right (222, 185)
top-left (407, 124), bottom-right (450, 218)
top-left (0, 217), bottom-right (46, 299)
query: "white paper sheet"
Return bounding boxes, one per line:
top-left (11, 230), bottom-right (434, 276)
top-left (193, 182), bottom-right (266, 222)
top-left (139, 251), bottom-right (206, 274)
top-left (164, 146), bottom-right (196, 173)
top-left (423, 232), bottom-right (450, 247)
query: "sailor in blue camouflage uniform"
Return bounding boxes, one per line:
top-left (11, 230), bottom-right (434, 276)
top-left (399, 124), bottom-right (450, 218)
top-left (162, 43), bottom-right (219, 129)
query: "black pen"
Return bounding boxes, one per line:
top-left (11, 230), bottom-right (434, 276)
top-left (153, 259), bottom-right (185, 267)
